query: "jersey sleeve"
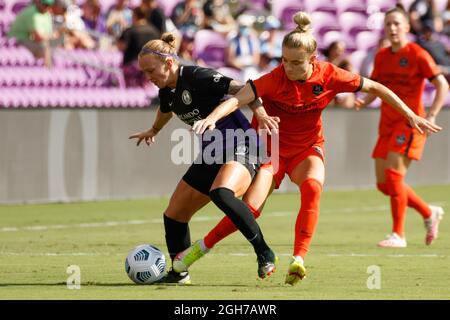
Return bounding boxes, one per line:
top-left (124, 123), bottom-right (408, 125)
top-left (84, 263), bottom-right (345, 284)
top-left (158, 90), bottom-right (172, 113)
top-left (251, 67), bottom-right (278, 99)
top-left (417, 47), bottom-right (441, 81)
top-left (192, 67), bottom-right (232, 97)
top-left (328, 64), bottom-right (363, 93)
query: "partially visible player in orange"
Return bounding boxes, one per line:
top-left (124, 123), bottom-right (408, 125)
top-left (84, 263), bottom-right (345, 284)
top-left (172, 10), bottom-right (442, 286)
top-left (355, 5), bottom-right (448, 248)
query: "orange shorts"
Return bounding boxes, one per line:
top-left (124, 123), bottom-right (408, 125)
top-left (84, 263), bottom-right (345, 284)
top-left (260, 143), bottom-right (325, 189)
top-left (372, 122), bottom-right (427, 161)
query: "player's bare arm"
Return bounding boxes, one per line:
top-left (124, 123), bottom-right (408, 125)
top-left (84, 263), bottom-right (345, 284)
top-left (426, 74), bottom-right (449, 123)
top-left (192, 83), bottom-right (257, 134)
top-left (228, 80), bottom-right (280, 133)
top-left (129, 108), bottom-right (173, 146)
top-left (360, 77), bottom-right (443, 134)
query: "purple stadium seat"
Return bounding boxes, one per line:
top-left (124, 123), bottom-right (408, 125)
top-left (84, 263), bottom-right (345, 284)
top-left (366, 0), bottom-right (397, 13)
top-left (366, 12), bottom-right (386, 31)
top-left (334, 0), bottom-right (366, 14)
top-left (339, 12), bottom-right (370, 36)
top-left (280, 4), bottom-right (305, 30)
top-left (355, 30), bottom-right (382, 51)
top-left (321, 31), bottom-right (345, 49)
top-left (304, 1), bottom-right (337, 14)
top-left (349, 50), bottom-right (367, 74)
top-left (11, 1), bottom-right (28, 14)
top-left (271, 0), bottom-right (303, 23)
top-left (193, 30), bottom-right (227, 69)
top-left (310, 11), bottom-right (341, 38)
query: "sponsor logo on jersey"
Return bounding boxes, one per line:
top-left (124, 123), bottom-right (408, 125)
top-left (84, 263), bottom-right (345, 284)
top-left (213, 73), bottom-right (223, 83)
top-left (182, 90), bottom-right (192, 105)
top-left (313, 146), bottom-right (323, 156)
top-left (312, 85), bottom-right (323, 96)
top-left (178, 109), bottom-right (200, 121)
top-left (399, 57), bottom-right (408, 67)
top-left (396, 133), bottom-right (406, 145)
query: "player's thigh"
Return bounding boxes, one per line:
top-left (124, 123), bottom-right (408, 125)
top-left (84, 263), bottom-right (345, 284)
top-left (242, 167), bottom-right (275, 212)
top-left (164, 179), bottom-right (210, 223)
top-left (385, 151), bottom-right (411, 175)
top-left (210, 161), bottom-right (252, 197)
top-left (289, 155), bottom-right (325, 187)
top-left (375, 157), bottom-right (387, 184)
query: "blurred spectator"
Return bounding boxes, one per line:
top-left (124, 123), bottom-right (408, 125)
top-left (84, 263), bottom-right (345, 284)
top-left (416, 21), bottom-right (450, 78)
top-left (226, 14), bottom-right (260, 80)
top-left (7, 0), bottom-right (55, 67)
top-left (259, 16), bottom-right (282, 66)
top-left (409, 0), bottom-right (443, 34)
top-left (178, 31), bottom-right (196, 65)
top-left (140, 0), bottom-right (167, 35)
top-left (81, 0), bottom-right (104, 34)
top-left (171, 0), bottom-right (204, 34)
top-left (202, 0), bottom-right (236, 35)
top-left (52, 0), bottom-right (96, 49)
top-left (323, 40), bottom-right (347, 66)
top-left (105, 0), bottom-right (133, 39)
top-left (360, 37), bottom-right (391, 78)
top-left (118, 6), bottom-right (160, 87)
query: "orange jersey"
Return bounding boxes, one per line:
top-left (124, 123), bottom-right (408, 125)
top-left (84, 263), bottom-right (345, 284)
top-left (251, 60), bottom-right (362, 156)
top-left (371, 42), bottom-right (440, 136)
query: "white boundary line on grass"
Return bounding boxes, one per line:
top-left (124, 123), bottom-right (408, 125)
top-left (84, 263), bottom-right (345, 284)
top-left (0, 202), bottom-right (445, 233)
top-left (0, 252), bottom-right (445, 258)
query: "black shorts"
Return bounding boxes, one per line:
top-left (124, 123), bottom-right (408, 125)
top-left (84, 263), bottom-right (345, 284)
top-left (182, 142), bottom-right (260, 196)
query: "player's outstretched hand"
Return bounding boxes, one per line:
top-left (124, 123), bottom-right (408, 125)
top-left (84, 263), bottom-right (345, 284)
top-left (192, 118), bottom-right (216, 134)
top-left (354, 98), bottom-right (367, 111)
top-left (256, 114), bottom-right (280, 135)
top-left (128, 128), bottom-right (158, 146)
top-left (408, 114), bottom-right (442, 135)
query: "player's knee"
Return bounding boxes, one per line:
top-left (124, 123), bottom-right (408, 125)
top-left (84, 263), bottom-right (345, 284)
top-left (209, 187), bottom-right (234, 207)
top-left (384, 168), bottom-right (404, 196)
top-left (246, 202), bottom-right (262, 218)
top-left (300, 178), bottom-right (322, 200)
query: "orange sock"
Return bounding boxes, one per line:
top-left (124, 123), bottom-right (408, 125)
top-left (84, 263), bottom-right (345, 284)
top-left (293, 178), bottom-right (322, 259)
top-left (405, 185), bottom-right (431, 219)
top-left (377, 182), bottom-right (431, 219)
top-left (385, 168), bottom-right (407, 238)
top-left (203, 203), bottom-right (261, 249)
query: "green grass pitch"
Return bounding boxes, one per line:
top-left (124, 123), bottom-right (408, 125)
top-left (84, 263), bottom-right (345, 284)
top-left (0, 185), bottom-right (449, 299)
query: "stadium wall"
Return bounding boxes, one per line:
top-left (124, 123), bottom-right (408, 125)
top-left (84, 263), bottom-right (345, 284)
top-left (0, 108), bottom-right (449, 204)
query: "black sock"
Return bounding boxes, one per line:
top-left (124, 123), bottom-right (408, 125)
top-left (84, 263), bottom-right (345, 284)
top-left (209, 187), bottom-right (269, 255)
top-left (163, 214), bottom-right (191, 263)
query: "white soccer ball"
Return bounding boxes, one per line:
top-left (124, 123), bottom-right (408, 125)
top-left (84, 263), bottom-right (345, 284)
top-left (125, 244), bottom-right (166, 284)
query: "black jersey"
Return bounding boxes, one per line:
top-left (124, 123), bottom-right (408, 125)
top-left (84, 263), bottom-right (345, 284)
top-left (158, 65), bottom-right (251, 134)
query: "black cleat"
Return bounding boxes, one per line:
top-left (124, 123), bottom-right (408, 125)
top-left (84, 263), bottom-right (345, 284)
top-left (154, 269), bottom-right (191, 285)
top-left (257, 249), bottom-right (278, 279)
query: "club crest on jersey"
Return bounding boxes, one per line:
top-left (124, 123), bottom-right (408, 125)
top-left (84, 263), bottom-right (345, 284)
top-left (313, 146), bottom-right (323, 155)
top-left (396, 134), bottom-right (406, 145)
top-left (182, 90), bottom-right (192, 105)
top-left (312, 85), bottom-right (323, 96)
top-left (399, 57), bottom-right (408, 67)
top-left (235, 144), bottom-right (249, 155)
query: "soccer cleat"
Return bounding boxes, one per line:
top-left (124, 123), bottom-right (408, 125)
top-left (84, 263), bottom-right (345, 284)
top-left (377, 232), bottom-right (407, 248)
top-left (285, 256), bottom-right (306, 286)
top-left (173, 240), bottom-right (210, 273)
top-left (424, 205), bottom-right (445, 245)
top-left (257, 248), bottom-right (278, 279)
top-left (154, 269), bottom-right (191, 285)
